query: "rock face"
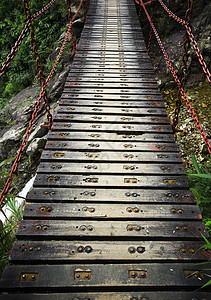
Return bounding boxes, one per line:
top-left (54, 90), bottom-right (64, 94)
top-left (138, 0), bottom-right (211, 88)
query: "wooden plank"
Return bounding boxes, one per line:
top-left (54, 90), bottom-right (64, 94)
top-left (1, 263), bottom-right (210, 290)
top-left (48, 131), bottom-right (175, 142)
top-left (26, 188), bottom-right (196, 204)
top-left (44, 141), bottom-right (178, 152)
top-left (57, 106), bottom-right (167, 116)
top-left (16, 220), bottom-right (206, 239)
top-left (1, 292), bottom-right (210, 300)
top-left (52, 122), bottom-right (173, 133)
top-left (53, 114), bottom-right (171, 124)
top-left (63, 88), bottom-right (160, 95)
top-left (59, 99), bottom-right (165, 108)
top-left (61, 93), bottom-right (163, 100)
top-left (33, 174), bottom-right (188, 188)
top-left (10, 240), bottom-right (209, 262)
top-left (41, 150), bottom-right (182, 163)
top-left (64, 81), bottom-right (158, 89)
top-left (23, 203), bottom-right (201, 220)
top-left (37, 162), bottom-right (185, 175)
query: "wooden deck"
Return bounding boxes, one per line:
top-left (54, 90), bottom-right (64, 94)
top-left (0, 0), bottom-right (210, 298)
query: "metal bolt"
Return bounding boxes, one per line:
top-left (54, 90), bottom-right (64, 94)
top-left (135, 226), bottom-right (141, 231)
top-left (177, 209), bottom-right (183, 214)
top-left (183, 226), bottom-right (188, 231)
top-left (130, 271), bottom-right (137, 278)
top-left (35, 225), bottom-right (41, 231)
top-left (134, 208), bottom-right (139, 213)
top-left (90, 208), bottom-right (95, 213)
top-left (29, 247), bottom-right (33, 252)
top-left (132, 193), bottom-right (138, 197)
top-left (91, 192), bottom-right (96, 196)
top-left (125, 193), bottom-right (131, 197)
top-left (127, 207), bottom-right (133, 213)
top-left (88, 226), bottom-right (93, 231)
top-left (139, 271), bottom-right (147, 278)
top-left (80, 226), bottom-right (86, 231)
top-left (40, 207), bottom-right (45, 212)
top-left (171, 208), bottom-right (177, 214)
top-left (83, 207), bottom-right (88, 212)
top-left (42, 226), bottom-right (48, 231)
top-left (180, 248), bottom-right (187, 254)
top-left (84, 273), bottom-right (91, 279)
top-left (85, 246), bottom-right (93, 253)
top-left (174, 193), bottom-right (179, 198)
top-left (167, 193), bottom-right (173, 198)
top-left (76, 273), bottom-right (81, 279)
top-left (127, 225), bottom-right (133, 231)
top-left (30, 275), bottom-right (37, 281)
top-left (137, 247), bottom-right (145, 254)
top-left (21, 274), bottom-right (27, 281)
top-left (128, 247), bottom-right (136, 254)
top-left (37, 247), bottom-right (41, 251)
top-left (77, 246), bottom-right (84, 253)
top-left (175, 226), bottom-right (180, 231)
top-left (188, 248), bottom-right (195, 254)
top-left (46, 207), bottom-right (52, 212)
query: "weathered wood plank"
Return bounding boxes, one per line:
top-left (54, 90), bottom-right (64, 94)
top-left (41, 150), bottom-right (182, 163)
top-left (26, 188), bottom-right (196, 204)
top-left (37, 162), bottom-right (185, 175)
top-left (44, 140), bottom-right (178, 152)
top-left (48, 131), bottom-right (175, 142)
top-left (1, 292), bottom-right (210, 300)
top-left (10, 240), bottom-right (209, 262)
top-left (34, 174), bottom-right (188, 188)
top-left (1, 264), bottom-right (210, 290)
top-left (23, 203), bottom-right (201, 220)
top-left (16, 220), bottom-right (206, 239)
top-left (52, 122), bottom-right (173, 133)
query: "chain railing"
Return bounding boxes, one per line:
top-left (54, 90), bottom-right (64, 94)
top-left (138, 0), bottom-right (211, 154)
top-left (0, 0), bottom-right (86, 209)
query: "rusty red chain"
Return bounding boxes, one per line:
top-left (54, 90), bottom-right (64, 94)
top-left (157, 0), bottom-right (211, 82)
top-left (66, 0), bottom-right (84, 56)
top-left (147, 0), bottom-right (156, 53)
top-left (172, 0), bottom-right (193, 131)
top-left (139, 0), bottom-right (211, 154)
top-left (0, 0), bottom-right (85, 208)
top-left (0, 0), bottom-right (57, 78)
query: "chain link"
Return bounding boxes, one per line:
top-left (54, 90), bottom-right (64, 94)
top-left (139, 0), bottom-right (211, 154)
top-left (0, 0), bottom-right (57, 78)
top-left (0, 0), bottom-right (85, 208)
top-left (158, 0), bottom-right (211, 82)
top-left (172, 0), bottom-right (193, 131)
top-left (147, 0), bottom-right (156, 53)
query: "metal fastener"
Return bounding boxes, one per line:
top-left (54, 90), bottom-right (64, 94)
top-left (128, 247), bottom-right (136, 254)
top-left (77, 246), bottom-right (84, 253)
top-left (137, 247), bottom-right (145, 254)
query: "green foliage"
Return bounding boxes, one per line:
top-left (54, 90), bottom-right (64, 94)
top-left (187, 155), bottom-right (211, 228)
top-left (0, 0), bottom-right (67, 106)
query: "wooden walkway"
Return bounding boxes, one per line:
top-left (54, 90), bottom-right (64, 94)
top-left (0, 0), bottom-right (210, 298)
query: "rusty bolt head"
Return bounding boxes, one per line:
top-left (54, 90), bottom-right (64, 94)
top-left (127, 225), bottom-right (133, 231)
top-left (137, 247), bottom-right (145, 254)
top-left (125, 193), bottom-right (131, 197)
top-left (90, 208), bottom-right (95, 213)
top-left (84, 273), bottom-right (91, 279)
top-left (171, 208), bottom-right (177, 214)
top-left (167, 193), bottom-right (173, 198)
top-left (75, 273), bottom-right (81, 279)
top-left (30, 275), bottom-right (37, 281)
top-left (174, 193), bottom-right (179, 198)
top-left (128, 247), bottom-right (136, 254)
top-left (21, 274), bottom-right (27, 281)
top-left (180, 248), bottom-right (187, 254)
top-left (188, 248), bottom-right (195, 254)
top-left (127, 207), bottom-right (133, 213)
top-left (177, 209), bottom-right (183, 214)
top-left (91, 192), bottom-right (96, 196)
top-left (183, 226), bottom-right (188, 231)
top-left (134, 207), bottom-right (139, 213)
top-left (130, 271), bottom-right (137, 278)
top-left (135, 226), bottom-right (141, 231)
top-left (46, 207), bottom-right (52, 212)
top-left (139, 271), bottom-right (147, 278)
top-left (83, 207), bottom-right (88, 212)
top-left (132, 193), bottom-right (138, 197)
top-left (40, 207), bottom-right (46, 212)
top-left (37, 247), bottom-right (41, 251)
top-left (175, 226), bottom-right (180, 231)
top-left (35, 225), bottom-right (41, 231)
top-left (77, 246), bottom-right (84, 253)
top-left (42, 226), bottom-right (48, 231)
top-left (161, 166), bottom-right (165, 170)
